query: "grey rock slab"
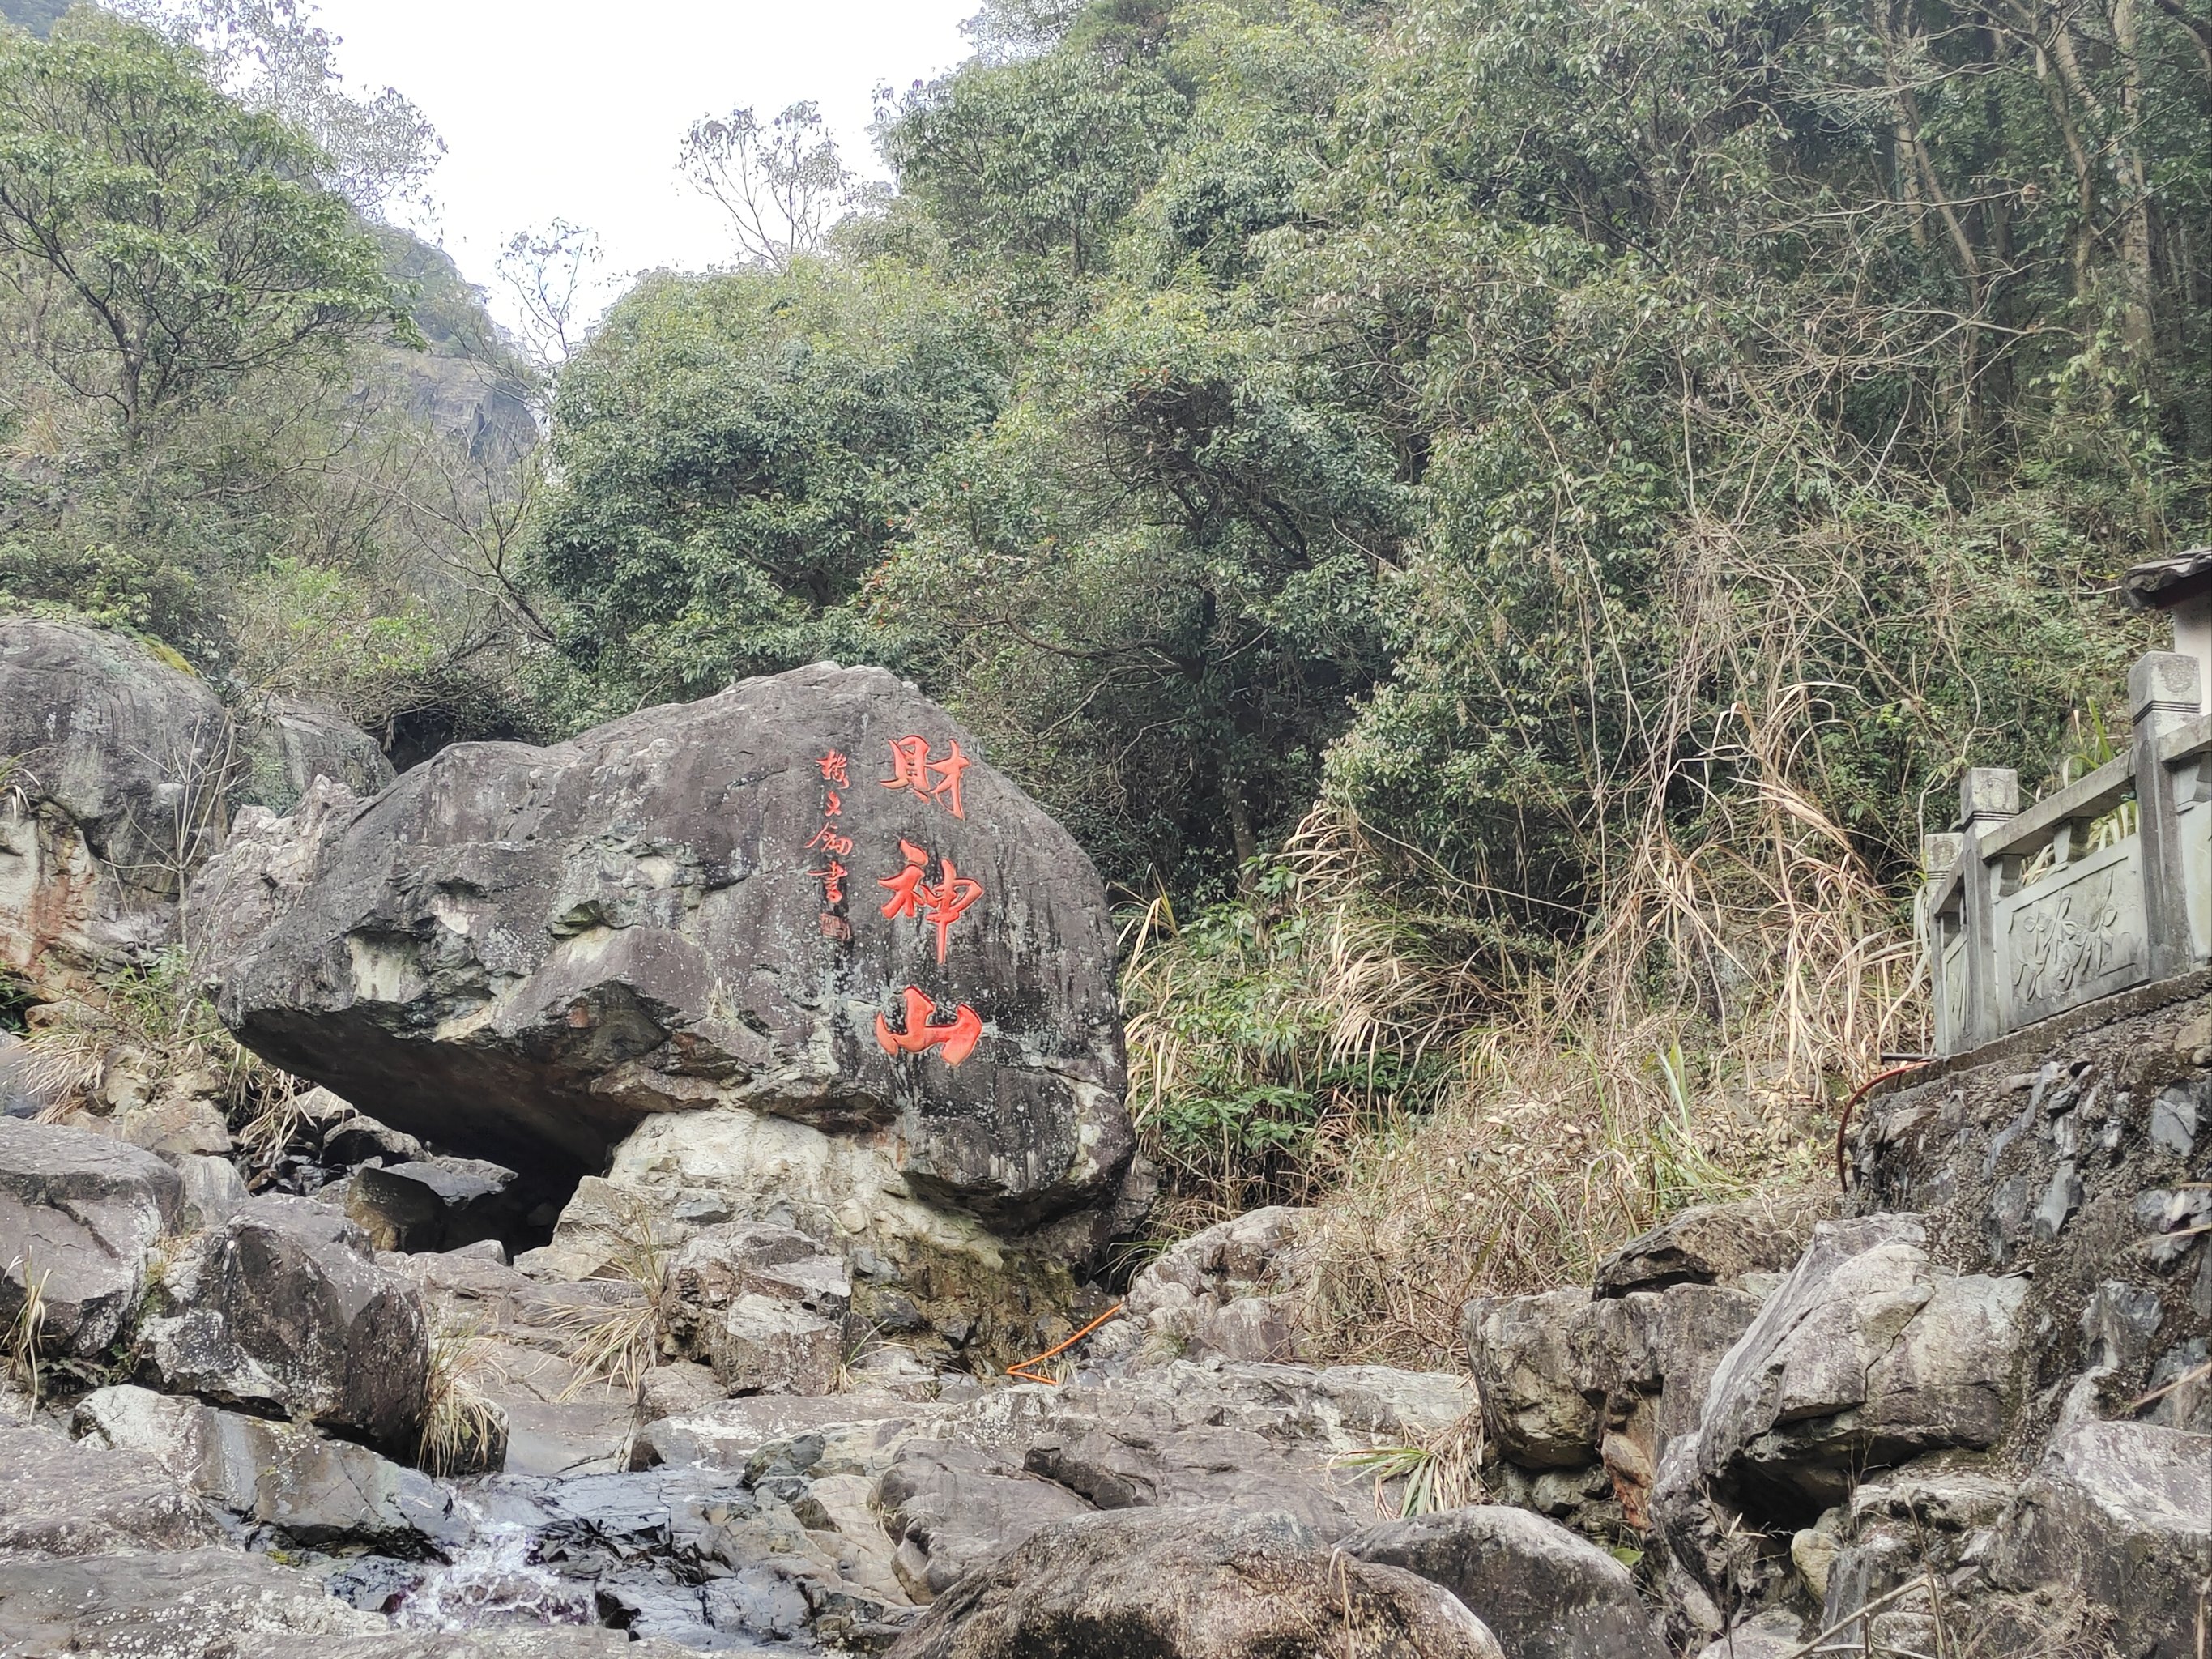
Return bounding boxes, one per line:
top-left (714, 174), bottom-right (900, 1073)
top-left (0, 1422), bottom-right (226, 1555)
top-left (1689, 1610), bottom-right (1802, 1659)
top-left (633, 1389), bottom-right (922, 1471)
top-left (0, 1115), bottom-right (182, 1354)
top-left (2150, 1078), bottom-right (2200, 1156)
top-left (884, 1504), bottom-right (1506, 1659)
top-left (137, 1193), bottom-right (430, 1447)
top-left (879, 1437), bottom-right (1097, 1600)
top-left (1696, 1215), bottom-right (2028, 1505)
top-left (0, 1547), bottom-right (380, 1654)
top-left (1594, 1199), bottom-right (1820, 1298)
top-left (1465, 1288), bottom-right (1599, 1467)
top-left (174, 1151), bottom-right (249, 1228)
top-left (240, 693), bottom-right (394, 813)
top-left (74, 1382), bottom-right (458, 1553)
top-left (198, 663), bottom-right (1136, 1239)
top-left (1344, 1503), bottom-right (1666, 1659)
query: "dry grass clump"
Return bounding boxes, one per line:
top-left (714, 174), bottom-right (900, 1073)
top-left (549, 1205), bottom-right (673, 1402)
top-left (1127, 706), bottom-right (1924, 1370)
top-left (418, 1320), bottom-right (507, 1477)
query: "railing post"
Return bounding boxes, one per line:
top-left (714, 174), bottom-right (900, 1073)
top-left (2129, 650), bottom-right (2202, 980)
top-left (1921, 832), bottom-right (1963, 1053)
top-left (1958, 767), bottom-right (2018, 1049)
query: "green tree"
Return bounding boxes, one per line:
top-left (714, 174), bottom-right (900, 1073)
top-left (530, 259), bottom-right (1003, 710)
top-left (0, 11), bottom-right (407, 441)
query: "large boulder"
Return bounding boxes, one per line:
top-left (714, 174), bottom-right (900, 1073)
top-left (198, 664), bottom-right (1144, 1324)
top-left (1344, 1505), bottom-right (1667, 1659)
top-left (884, 1505), bottom-right (1506, 1659)
top-left (0, 617), bottom-right (234, 987)
top-left (1465, 1289), bottom-right (1599, 1467)
top-left (1696, 1214), bottom-right (2027, 1506)
top-left (0, 1115), bottom-right (181, 1355)
top-left (136, 1194), bottom-right (430, 1447)
top-left (73, 1383), bottom-right (458, 1553)
top-left (1988, 1420), bottom-right (2212, 1658)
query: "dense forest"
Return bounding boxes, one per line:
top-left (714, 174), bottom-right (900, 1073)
top-left (5, 0), bottom-right (2206, 1350)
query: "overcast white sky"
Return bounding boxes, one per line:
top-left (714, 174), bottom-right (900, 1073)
top-left (309, 0), bottom-right (978, 326)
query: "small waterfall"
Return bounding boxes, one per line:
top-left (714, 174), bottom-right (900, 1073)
top-left (395, 1510), bottom-right (595, 1631)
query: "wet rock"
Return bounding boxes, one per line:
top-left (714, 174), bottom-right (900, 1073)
top-left (0, 1547), bottom-right (377, 1652)
top-left (0, 618), bottom-right (234, 989)
top-left (1465, 1289), bottom-right (1599, 1467)
top-left (73, 1382), bottom-right (459, 1553)
top-left (1594, 1199), bottom-right (1821, 1298)
top-left (137, 1193), bottom-right (431, 1447)
top-left (1989, 1420), bottom-right (2212, 1658)
top-left (198, 666), bottom-right (1141, 1303)
top-left (1697, 1215), bottom-right (2027, 1505)
top-left (1344, 1503), bottom-right (1665, 1659)
top-left (0, 1422), bottom-right (225, 1555)
top-left (0, 1115), bottom-right (182, 1354)
top-left (885, 1504), bottom-right (1505, 1659)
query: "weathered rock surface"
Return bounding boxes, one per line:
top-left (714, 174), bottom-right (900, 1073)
top-left (240, 693), bottom-right (394, 812)
top-left (1097, 1205), bottom-right (1306, 1366)
top-left (1344, 1505), bottom-right (1665, 1659)
top-left (346, 1154), bottom-right (522, 1252)
top-left (138, 1194), bottom-right (430, 1447)
top-left (1988, 1420), bottom-right (2212, 1658)
top-left (0, 1115), bottom-right (181, 1355)
top-left (1593, 1197), bottom-right (1818, 1298)
top-left (0, 1422), bottom-right (225, 1555)
top-left (887, 1505), bottom-right (1505, 1659)
top-left (664, 1220), bottom-right (850, 1394)
top-left (1465, 1289), bottom-right (1598, 1468)
top-left (1696, 1214), bottom-right (2027, 1506)
top-left (74, 1383), bottom-right (458, 1554)
top-left (0, 618), bottom-right (232, 987)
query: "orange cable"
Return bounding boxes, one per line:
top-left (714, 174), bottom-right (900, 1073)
top-left (1005, 1301), bottom-right (1124, 1385)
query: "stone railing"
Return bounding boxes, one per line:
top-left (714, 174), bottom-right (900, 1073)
top-left (1920, 650), bottom-right (2212, 1056)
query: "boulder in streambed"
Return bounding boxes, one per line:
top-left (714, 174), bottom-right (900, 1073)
top-left (136, 1193), bottom-right (431, 1448)
top-left (198, 663), bottom-right (1147, 1349)
top-left (0, 1115), bottom-right (181, 1357)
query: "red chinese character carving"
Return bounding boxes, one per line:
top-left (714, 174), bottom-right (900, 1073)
top-left (881, 736), bottom-right (931, 798)
top-left (805, 824), bottom-right (855, 858)
top-left (808, 859), bottom-right (847, 905)
top-left (877, 838), bottom-right (931, 920)
top-left (877, 842), bottom-right (984, 962)
top-left (918, 855), bottom-right (982, 964)
top-left (927, 740), bottom-right (970, 819)
top-left (818, 752), bottom-right (850, 788)
top-left (880, 736), bottom-right (970, 818)
top-left (822, 788), bottom-right (842, 817)
top-left (874, 985), bottom-right (983, 1066)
